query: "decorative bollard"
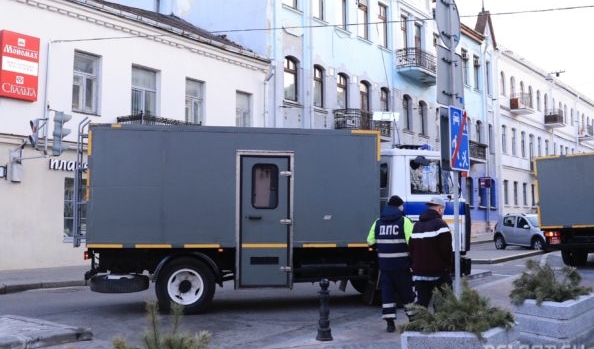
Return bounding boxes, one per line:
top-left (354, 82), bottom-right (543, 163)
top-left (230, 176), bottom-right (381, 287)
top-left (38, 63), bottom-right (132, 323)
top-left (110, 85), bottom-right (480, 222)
top-left (316, 278), bottom-right (333, 341)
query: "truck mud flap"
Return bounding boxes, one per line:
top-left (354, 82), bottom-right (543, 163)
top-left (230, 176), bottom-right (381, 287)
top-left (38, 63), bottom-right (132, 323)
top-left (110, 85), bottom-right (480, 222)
top-left (90, 274), bottom-right (149, 293)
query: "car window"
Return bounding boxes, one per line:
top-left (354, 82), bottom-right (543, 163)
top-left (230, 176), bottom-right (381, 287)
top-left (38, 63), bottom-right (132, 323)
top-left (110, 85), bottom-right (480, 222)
top-left (517, 217), bottom-right (528, 229)
top-left (503, 216), bottom-right (516, 227)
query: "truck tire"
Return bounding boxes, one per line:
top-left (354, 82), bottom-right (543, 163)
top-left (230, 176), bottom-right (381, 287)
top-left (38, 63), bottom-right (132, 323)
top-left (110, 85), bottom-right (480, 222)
top-left (561, 250), bottom-right (588, 267)
top-left (90, 274), bottom-right (149, 293)
top-left (494, 234), bottom-right (507, 250)
top-left (155, 257), bottom-right (216, 314)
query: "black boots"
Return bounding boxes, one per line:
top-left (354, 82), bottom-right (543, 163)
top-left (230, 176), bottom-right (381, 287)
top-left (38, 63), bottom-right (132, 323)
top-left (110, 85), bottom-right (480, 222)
top-left (386, 318), bottom-right (396, 332)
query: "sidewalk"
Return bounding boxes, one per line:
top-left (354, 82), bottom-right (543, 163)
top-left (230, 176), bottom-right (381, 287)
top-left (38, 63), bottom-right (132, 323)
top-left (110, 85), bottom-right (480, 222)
top-left (0, 231), bottom-right (558, 349)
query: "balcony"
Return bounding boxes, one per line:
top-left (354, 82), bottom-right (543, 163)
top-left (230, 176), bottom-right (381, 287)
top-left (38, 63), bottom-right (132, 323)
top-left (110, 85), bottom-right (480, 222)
top-left (333, 109), bottom-right (392, 139)
top-left (509, 93), bottom-right (534, 115)
top-left (396, 48), bottom-right (436, 86)
top-left (469, 140), bottom-right (487, 162)
top-left (544, 109), bottom-right (565, 128)
top-left (579, 124), bottom-right (594, 141)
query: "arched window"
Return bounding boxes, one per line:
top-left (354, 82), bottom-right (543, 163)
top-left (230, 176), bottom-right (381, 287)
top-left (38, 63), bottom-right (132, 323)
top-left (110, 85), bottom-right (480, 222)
top-left (536, 91), bottom-right (541, 111)
top-left (360, 80), bottom-right (370, 112)
top-left (284, 56), bottom-right (298, 101)
top-left (337, 73), bottom-right (348, 109)
top-left (510, 76), bottom-right (516, 96)
top-left (501, 125), bottom-right (507, 153)
top-left (500, 71), bottom-right (506, 96)
top-left (418, 101), bottom-right (427, 135)
top-left (380, 87), bottom-right (390, 111)
top-left (528, 86), bottom-right (533, 108)
top-left (313, 65), bottom-right (324, 108)
top-left (476, 120), bottom-right (482, 143)
top-left (402, 95), bottom-right (412, 130)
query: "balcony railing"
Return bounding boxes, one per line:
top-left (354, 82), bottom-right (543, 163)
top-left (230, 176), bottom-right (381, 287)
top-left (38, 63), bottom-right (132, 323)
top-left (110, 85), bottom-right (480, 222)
top-left (117, 112), bottom-right (198, 126)
top-left (544, 110), bottom-right (564, 128)
top-left (469, 140), bottom-right (487, 162)
top-left (333, 109), bottom-right (392, 137)
top-left (509, 93), bottom-right (534, 115)
top-left (395, 48), bottom-right (436, 86)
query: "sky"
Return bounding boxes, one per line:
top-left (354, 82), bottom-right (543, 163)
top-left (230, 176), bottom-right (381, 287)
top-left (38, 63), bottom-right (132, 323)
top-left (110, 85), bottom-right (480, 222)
top-left (454, 0), bottom-right (594, 100)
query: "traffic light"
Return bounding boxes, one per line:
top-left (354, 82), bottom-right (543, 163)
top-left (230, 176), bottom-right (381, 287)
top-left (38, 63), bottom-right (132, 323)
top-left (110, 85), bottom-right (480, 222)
top-left (28, 119), bottom-right (40, 149)
top-left (52, 111), bottom-right (72, 156)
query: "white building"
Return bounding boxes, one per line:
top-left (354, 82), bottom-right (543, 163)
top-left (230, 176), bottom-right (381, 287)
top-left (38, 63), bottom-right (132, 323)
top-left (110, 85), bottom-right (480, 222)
top-left (0, 0), bottom-right (269, 270)
top-left (497, 48), bottom-right (594, 215)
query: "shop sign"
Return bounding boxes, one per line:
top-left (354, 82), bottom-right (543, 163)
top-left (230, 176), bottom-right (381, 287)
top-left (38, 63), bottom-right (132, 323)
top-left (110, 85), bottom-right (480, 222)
top-left (0, 30), bottom-right (40, 101)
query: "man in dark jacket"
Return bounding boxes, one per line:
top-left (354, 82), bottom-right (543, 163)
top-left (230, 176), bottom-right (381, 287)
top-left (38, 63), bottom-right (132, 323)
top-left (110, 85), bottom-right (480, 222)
top-left (367, 195), bottom-right (415, 332)
top-left (408, 196), bottom-right (453, 308)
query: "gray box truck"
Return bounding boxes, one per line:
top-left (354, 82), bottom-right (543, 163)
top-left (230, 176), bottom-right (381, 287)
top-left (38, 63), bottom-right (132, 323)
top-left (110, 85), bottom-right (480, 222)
top-left (77, 123), bottom-right (381, 313)
top-left (534, 153), bottom-right (594, 266)
top-left (73, 122), bottom-right (471, 313)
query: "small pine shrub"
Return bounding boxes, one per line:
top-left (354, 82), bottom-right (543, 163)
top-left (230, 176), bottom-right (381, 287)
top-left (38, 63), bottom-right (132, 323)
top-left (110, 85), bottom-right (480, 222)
top-left (112, 301), bottom-right (215, 349)
top-left (399, 280), bottom-right (515, 339)
top-left (510, 259), bottom-right (592, 306)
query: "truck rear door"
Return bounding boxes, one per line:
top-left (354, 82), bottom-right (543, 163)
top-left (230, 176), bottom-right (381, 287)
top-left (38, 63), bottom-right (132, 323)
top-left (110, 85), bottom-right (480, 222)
top-left (238, 152), bottom-right (293, 288)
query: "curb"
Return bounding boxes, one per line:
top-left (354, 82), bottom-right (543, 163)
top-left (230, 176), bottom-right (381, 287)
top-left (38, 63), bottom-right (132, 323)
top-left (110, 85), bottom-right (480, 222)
top-left (0, 315), bottom-right (93, 349)
top-left (0, 280), bottom-right (87, 295)
top-left (472, 251), bottom-right (543, 264)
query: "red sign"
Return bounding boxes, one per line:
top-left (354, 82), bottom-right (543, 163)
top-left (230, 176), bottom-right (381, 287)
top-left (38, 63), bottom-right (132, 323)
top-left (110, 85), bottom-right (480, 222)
top-left (0, 30), bottom-right (40, 101)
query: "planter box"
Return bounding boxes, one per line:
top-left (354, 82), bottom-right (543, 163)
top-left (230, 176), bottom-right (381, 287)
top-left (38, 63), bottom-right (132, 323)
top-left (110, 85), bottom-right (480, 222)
top-left (513, 293), bottom-right (594, 347)
top-left (401, 326), bottom-right (517, 349)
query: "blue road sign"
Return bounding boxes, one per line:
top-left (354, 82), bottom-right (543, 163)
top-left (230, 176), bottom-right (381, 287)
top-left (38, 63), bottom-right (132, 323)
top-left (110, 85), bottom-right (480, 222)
top-left (449, 106), bottom-right (469, 171)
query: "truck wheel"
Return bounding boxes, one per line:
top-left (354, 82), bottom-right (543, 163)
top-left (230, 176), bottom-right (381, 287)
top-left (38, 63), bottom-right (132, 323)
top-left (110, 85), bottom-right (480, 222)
top-left (531, 237), bottom-right (545, 251)
top-left (155, 257), bottom-right (215, 314)
top-left (494, 234), bottom-right (506, 250)
top-left (561, 250), bottom-right (588, 267)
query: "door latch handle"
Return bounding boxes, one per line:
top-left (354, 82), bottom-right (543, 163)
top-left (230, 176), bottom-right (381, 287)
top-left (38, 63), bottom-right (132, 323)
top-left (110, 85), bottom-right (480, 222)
top-left (248, 215), bottom-right (262, 220)
top-left (280, 219), bottom-right (292, 225)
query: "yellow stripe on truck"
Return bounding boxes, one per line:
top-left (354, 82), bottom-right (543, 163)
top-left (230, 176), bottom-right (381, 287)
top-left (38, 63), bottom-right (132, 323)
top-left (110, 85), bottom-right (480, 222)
top-left (86, 244), bottom-right (123, 248)
top-left (135, 244), bottom-right (172, 248)
top-left (303, 243), bottom-right (337, 248)
top-left (242, 243), bottom-right (287, 248)
top-left (184, 244), bottom-right (221, 248)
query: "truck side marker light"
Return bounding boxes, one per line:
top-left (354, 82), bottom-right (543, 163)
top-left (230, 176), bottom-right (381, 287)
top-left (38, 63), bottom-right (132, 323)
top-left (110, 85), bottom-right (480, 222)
top-left (84, 251), bottom-right (90, 260)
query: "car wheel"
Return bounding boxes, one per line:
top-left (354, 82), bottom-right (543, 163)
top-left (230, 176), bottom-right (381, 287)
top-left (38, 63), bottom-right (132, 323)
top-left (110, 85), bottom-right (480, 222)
top-left (494, 234), bottom-right (506, 250)
top-left (155, 257), bottom-right (216, 314)
top-left (531, 237), bottom-right (545, 251)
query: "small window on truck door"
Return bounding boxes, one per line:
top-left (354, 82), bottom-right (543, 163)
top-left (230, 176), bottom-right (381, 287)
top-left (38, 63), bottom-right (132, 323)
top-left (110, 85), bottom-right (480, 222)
top-left (252, 164), bottom-right (279, 209)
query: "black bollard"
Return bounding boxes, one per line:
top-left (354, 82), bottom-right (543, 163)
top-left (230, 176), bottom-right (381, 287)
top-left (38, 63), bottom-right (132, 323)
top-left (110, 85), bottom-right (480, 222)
top-left (316, 278), bottom-right (333, 341)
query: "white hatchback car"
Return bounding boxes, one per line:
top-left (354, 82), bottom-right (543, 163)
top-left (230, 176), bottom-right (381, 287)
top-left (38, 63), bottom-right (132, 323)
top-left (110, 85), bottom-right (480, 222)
top-left (493, 213), bottom-right (547, 251)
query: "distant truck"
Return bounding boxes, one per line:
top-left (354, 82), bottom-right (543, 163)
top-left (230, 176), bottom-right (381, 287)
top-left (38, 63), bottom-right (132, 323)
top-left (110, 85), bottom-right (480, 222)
top-left (73, 122), bottom-right (470, 313)
top-left (534, 153), bottom-right (594, 266)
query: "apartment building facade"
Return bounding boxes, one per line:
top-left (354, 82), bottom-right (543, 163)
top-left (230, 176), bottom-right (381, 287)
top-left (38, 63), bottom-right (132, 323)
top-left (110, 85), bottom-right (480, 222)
top-left (0, 0), bottom-right (269, 270)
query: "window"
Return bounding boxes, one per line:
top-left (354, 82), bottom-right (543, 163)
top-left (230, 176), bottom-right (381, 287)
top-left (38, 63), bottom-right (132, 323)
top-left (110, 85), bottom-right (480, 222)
top-left (284, 57), bottom-right (298, 101)
top-left (72, 51), bottom-right (99, 114)
top-left (418, 101), bottom-right (427, 135)
top-left (336, 0), bottom-right (347, 30)
top-left (489, 124), bottom-right (494, 154)
top-left (528, 134), bottom-right (534, 162)
top-left (511, 128), bottom-right (517, 156)
top-left (337, 73), bottom-right (348, 108)
top-left (252, 164), bottom-right (278, 209)
top-left (545, 139), bottom-right (549, 156)
top-left (64, 178), bottom-right (86, 242)
top-left (522, 183), bottom-right (528, 206)
top-left (313, 65), bottom-right (324, 108)
top-left (531, 184), bottom-right (536, 206)
top-left (312, 0), bottom-right (323, 20)
top-left (476, 120), bottom-right (482, 143)
top-left (501, 125), bottom-right (507, 153)
top-left (461, 49), bottom-right (469, 85)
top-left (503, 180), bottom-right (509, 205)
top-left (473, 55), bottom-right (480, 90)
top-left (536, 91), bottom-right (541, 111)
top-left (513, 181), bottom-right (518, 206)
top-left (403, 95), bottom-right (412, 130)
top-left (465, 177), bottom-right (473, 206)
top-left (409, 158), bottom-right (455, 195)
top-left (380, 87), bottom-right (389, 111)
top-left (500, 71), bottom-right (506, 96)
top-left (528, 86), bottom-right (533, 108)
top-left (414, 23), bottom-right (421, 49)
top-left (485, 61), bottom-right (492, 96)
top-left (283, 0), bottom-right (297, 9)
top-left (401, 15), bottom-right (408, 48)
top-left (537, 137), bottom-right (541, 156)
top-left (378, 3), bottom-right (388, 47)
top-left (236, 91), bottom-right (251, 127)
top-left (360, 81), bottom-right (370, 112)
top-left (185, 79), bottom-right (203, 124)
top-left (357, 1), bottom-right (369, 39)
top-left (520, 131), bottom-right (526, 158)
top-left (131, 66), bottom-right (157, 116)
